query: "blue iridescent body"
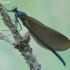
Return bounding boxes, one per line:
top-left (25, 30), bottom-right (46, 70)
top-left (15, 10), bottom-right (66, 65)
top-left (16, 11), bottom-right (26, 18)
top-left (15, 11), bottom-right (28, 27)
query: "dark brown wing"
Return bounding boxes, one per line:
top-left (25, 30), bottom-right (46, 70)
top-left (25, 16), bottom-right (70, 51)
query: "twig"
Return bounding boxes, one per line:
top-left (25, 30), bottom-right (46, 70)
top-left (0, 2), bottom-right (43, 70)
top-left (0, 32), bottom-right (13, 43)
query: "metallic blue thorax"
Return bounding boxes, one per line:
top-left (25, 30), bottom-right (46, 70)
top-left (15, 11), bottom-right (28, 28)
top-left (16, 11), bottom-right (26, 19)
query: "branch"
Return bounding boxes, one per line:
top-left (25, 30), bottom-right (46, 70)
top-left (0, 2), bottom-right (43, 70)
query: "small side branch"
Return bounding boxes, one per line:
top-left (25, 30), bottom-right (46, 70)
top-left (0, 32), bottom-right (13, 44)
top-left (0, 2), bottom-right (43, 70)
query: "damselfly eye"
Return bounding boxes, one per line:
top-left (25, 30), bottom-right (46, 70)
top-left (12, 6), bottom-right (17, 12)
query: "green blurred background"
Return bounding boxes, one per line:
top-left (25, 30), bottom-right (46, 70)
top-left (0, 0), bottom-right (70, 70)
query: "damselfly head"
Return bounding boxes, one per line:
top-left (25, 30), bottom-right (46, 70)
top-left (11, 6), bottom-right (17, 12)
